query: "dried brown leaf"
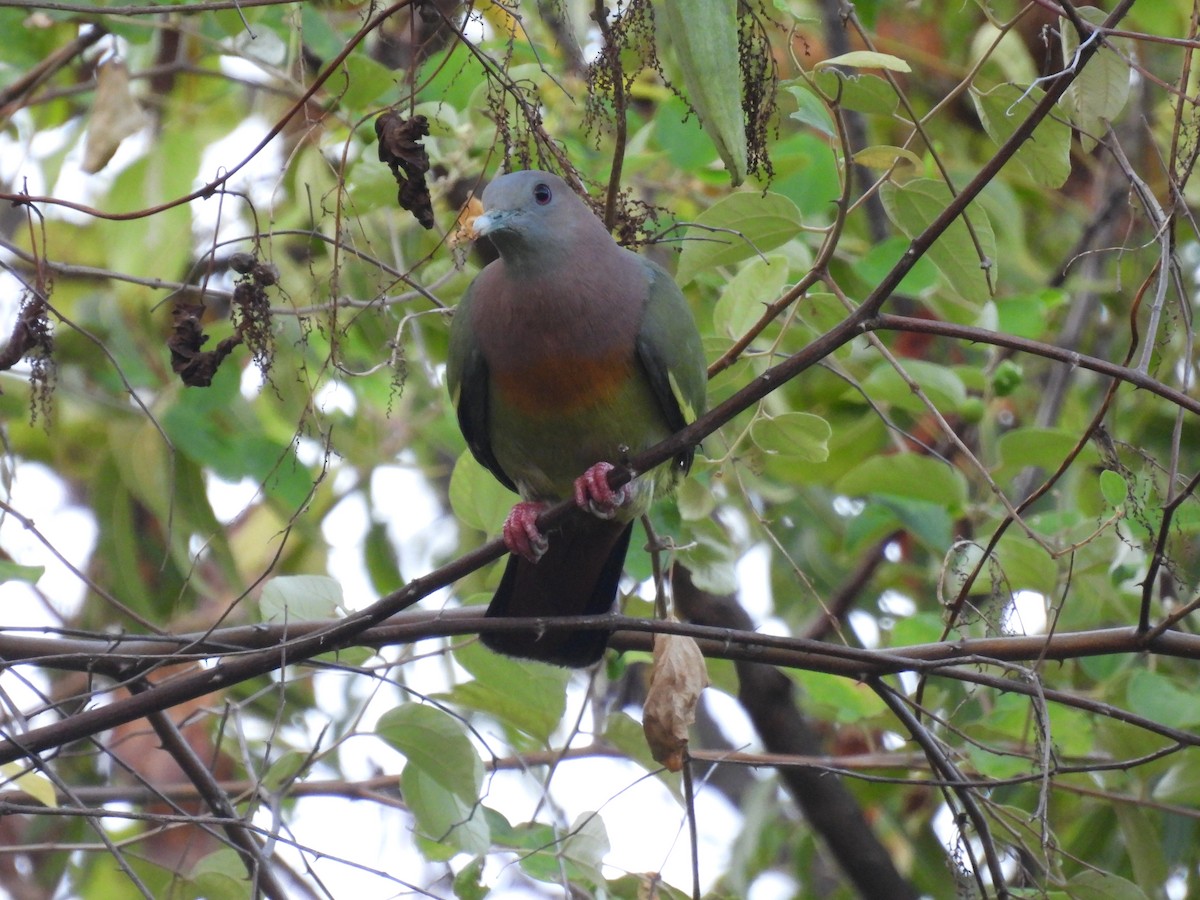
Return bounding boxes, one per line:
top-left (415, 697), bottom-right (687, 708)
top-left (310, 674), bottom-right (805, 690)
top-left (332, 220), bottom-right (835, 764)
top-left (375, 111), bottom-right (434, 229)
top-left (448, 195), bottom-right (484, 248)
top-left (642, 631), bottom-right (709, 772)
top-left (83, 59), bottom-right (149, 174)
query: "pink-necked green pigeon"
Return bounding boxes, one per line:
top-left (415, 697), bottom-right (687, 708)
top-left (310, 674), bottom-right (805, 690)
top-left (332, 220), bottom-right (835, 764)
top-left (447, 170), bottom-right (707, 667)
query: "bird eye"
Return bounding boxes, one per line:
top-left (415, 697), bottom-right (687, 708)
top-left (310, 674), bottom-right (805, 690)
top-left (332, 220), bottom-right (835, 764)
top-left (532, 183), bottom-right (553, 205)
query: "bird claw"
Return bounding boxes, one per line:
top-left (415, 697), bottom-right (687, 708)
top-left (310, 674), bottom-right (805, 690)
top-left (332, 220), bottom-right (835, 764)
top-left (503, 502), bottom-right (550, 563)
top-left (574, 462), bottom-right (630, 520)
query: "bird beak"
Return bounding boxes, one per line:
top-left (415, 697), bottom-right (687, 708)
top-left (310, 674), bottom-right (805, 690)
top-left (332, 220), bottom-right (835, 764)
top-left (470, 212), bottom-right (496, 238)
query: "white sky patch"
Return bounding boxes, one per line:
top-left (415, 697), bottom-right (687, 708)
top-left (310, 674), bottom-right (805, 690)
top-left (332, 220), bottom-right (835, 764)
top-left (1006, 590), bottom-right (1048, 635)
top-left (542, 754), bottom-right (733, 892)
top-left (323, 489), bottom-right (374, 610)
top-left (279, 793), bottom-right (438, 896)
top-left (749, 870), bottom-right (800, 900)
top-left (240, 361), bottom-right (267, 399)
top-left (0, 109), bottom-right (70, 193)
top-left (205, 473), bottom-right (261, 524)
top-left (0, 459), bottom-right (97, 622)
top-left (193, 115), bottom-right (283, 251)
top-left (849, 609), bottom-right (880, 648)
top-left (832, 495), bottom-right (865, 517)
top-left (314, 379), bottom-right (357, 416)
top-left (294, 434), bottom-right (328, 467)
top-left (878, 589), bottom-right (916, 618)
top-left (370, 462), bottom-right (459, 596)
top-left (735, 541), bottom-right (773, 620)
top-left (701, 687), bottom-right (760, 752)
top-left (222, 30), bottom-right (288, 71)
top-left (0, 460), bottom-right (98, 717)
top-left (0, 272), bottom-right (26, 333)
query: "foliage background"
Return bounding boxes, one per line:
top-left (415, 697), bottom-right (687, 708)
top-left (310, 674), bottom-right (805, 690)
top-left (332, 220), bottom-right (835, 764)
top-left (0, 0), bottom-right (1199, 898)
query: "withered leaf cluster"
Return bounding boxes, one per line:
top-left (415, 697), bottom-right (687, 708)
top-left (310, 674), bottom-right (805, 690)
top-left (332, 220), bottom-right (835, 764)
top-left (167, 255), bottom-right (279, 387)
top-left (376, 111), bottom-right (434, 229)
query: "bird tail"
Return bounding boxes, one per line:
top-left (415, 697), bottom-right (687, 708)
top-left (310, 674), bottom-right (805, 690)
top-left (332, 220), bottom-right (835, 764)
top-left (482, 515), bottom-right (632, 667)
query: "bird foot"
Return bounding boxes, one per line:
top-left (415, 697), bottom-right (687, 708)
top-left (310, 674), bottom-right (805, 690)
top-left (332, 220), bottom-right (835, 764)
top-left (502, 501), bottom-right (550, 564)
top-left (574, 462), bottom-right (630, 520)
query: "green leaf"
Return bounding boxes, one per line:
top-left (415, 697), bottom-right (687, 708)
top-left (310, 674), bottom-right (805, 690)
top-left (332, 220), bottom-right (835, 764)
top-left (836, 453), bottom-right (969, 510)
top-left (872, 497), bottom-right (953, 554)
top-left (259, 574), bottom-right (345, 623)
top-left (970, 84), bottom-right (1072, 188)
top-left (974, 693), bottom-right (1031, 741)
top-left (300, 5), bottom-right (343, 60)
top-left (1126, 670), bottom-right (1200, 729)
top-left (1062, 7), bottom-right (1133, 151)
top-left (855, 237), bottom-right (939, 295)
top-left (880, 178), bottom-right (997, 308)
top-left (797, 291), bottom-right (851, 336)
top-left (187, 849), bottom-right (252, 900)
top-left (659, 0), bottom-right (746, 184)
top-left (376, 703), bottom-right (483, 802)
top-left (996, 533), bottom-right (1058, 595)
top-left (677, 527), bottom-right (739, 594)
top-left (712, 254), bottom-right (789, 339)
top-left (561, 813), bottom-right (610, 886)
top-left (604, 712), bottom-right (682, 790)
top-left (160, 367), bottom-right (315, 511)
top-left (996, 289), bottom-right (1069, 338)
top-left (784, 83), bottom-right (836, 138)
top-left (402, 765), bottom-right (491, 856)
top-left (675, 475), bottom-right (717, 521)
top-left (656, 94), bottom-right (721, 169)
top-left (1045, 703), bottom-right (1096, 756)
top-left (364, 519), bottom-right (404, 595)
top-left (970, 22), bottom-right (1037, 86)
top-left (794, 670), bottom-right (886, 723)
top-left (809, 70), bottom-right (899, 115)
top-left (750, 412), bottom-right (831, 462)
top-left (1099, 469), bottom-right (1128, 507)
top-left (1066, 870), bottom-right (1151, 900)
top-left (1114, 806), bottom-right (1168, 891)
top-left (260, 750), bottom-right (310, 793)
top-left (1152, 757), bottom-right (1200, 805)
top-left (340, 55), bottom-right (397, 108)
top-left (966, 744), bottom-right (1033, 779)
top-left (677, 191), bottom-right (804, 285)
top-left (518, 813), bottom-right (610, 887)
top-left (816, 50), bottom-right (911, 72)
top-left (997, 427), bottom-right (1100, 473)
top-left (888, 612), bottom-right (945, 647)
top-left (859, 359), bottom-right (968, 414)
top-left (0, 561), bottom-right (44, 585)
top-left (444, 641), bottom-right (568, 745)
top-left (449, 451), bottom-right (514, 535)
top-left (452, 856), bottom-right (488, 900)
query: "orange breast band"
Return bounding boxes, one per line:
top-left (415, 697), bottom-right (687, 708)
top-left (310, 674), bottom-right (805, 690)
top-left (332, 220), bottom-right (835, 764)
top-left (494, 352), bottom-right (633, 417)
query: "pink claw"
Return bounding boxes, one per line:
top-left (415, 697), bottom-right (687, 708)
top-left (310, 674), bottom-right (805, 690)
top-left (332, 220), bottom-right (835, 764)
top-left (503, 501), bottom-right (550, 563)
top-left (573, 462), bottom-right (631, 520)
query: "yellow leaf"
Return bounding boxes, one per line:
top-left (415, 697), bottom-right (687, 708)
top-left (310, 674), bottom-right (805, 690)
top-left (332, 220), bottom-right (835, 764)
top-left (817, 51), bottom-right (912, 73)
top-left (1, 762), bottom-right (57, 808)
top-left (852, 145), bottom-right (923, 171)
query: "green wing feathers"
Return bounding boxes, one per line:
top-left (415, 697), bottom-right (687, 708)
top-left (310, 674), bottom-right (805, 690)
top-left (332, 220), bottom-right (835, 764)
top-left (634, 257), bottom-right (708, 477)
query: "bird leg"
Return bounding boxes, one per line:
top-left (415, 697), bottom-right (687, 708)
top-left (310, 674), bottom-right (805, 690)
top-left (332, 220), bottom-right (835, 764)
top-left (502, 501), bottom-right (550, 563)
top-left (574, 461), bottom-right (631, 520)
